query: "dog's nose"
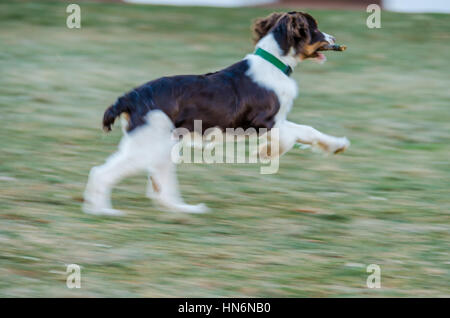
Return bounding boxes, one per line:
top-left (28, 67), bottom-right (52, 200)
top-left (322, 32), bottom-right (336, 45)
top-left (327, 35), bottom-right (336, 45)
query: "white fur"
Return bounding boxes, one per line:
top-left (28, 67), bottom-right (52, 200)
top-left (322, 32), bottom-right (336, 45)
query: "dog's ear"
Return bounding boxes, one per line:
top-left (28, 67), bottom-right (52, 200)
top-left (285, 12), bottom-right (311, 54)
top-left (252, 12), bottom-right (284, 43)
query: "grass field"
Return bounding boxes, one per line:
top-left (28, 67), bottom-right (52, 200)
top-left (0, 1), bottom-right (449, 297)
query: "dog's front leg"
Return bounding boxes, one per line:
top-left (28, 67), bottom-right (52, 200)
top-left (281, 120), bottom-right (350, 154)
top-left (258, 121), bottom-right (349, 159)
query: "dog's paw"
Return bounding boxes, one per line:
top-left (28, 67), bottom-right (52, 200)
top-left (193, 203), bottom-right (209, 214)
top-left (312, 137), bottom-right (350, 155)
top-left (333, 137), bottom-right (350, 154)
top-left (182, 203), bottom-right (209, 214)
top-left (171, 203), bottom-right (209, 214)
top-left (83, 204), bottom-right (126, 216)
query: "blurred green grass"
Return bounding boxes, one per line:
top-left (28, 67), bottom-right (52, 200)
top-left (0, 1), bottom-right (449, 297)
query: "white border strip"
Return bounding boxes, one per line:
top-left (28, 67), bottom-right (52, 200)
top-left (124, 0), bottom-right (276, 8)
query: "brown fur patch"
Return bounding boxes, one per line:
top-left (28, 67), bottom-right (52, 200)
top-left (300, 41), bottom-right (329, 59)
top-left (150, 176), bottom-right (160, 193)
top-left (252, 12), bottom-right (285, 43)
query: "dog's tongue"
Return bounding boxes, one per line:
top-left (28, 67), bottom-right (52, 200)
top-left (316, 52), bottom-right (327, 63)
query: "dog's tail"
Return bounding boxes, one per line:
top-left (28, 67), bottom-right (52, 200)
top-left (103, 96), bottom-right (129, 132)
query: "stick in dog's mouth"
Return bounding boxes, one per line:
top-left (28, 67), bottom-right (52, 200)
top-left (318, 44), bottom-right (347, 52)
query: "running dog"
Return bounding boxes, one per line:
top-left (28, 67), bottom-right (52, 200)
top-left (83, 11), bottom-right (350, 215)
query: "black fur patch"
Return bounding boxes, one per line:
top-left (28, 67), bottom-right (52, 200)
top-left (103, 60), bottom-right (280, 133)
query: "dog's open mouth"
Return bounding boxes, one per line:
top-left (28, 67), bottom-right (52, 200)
top-left (312, 51), bottom-right (327, 62)
top-left (308, 49), bottom-right (327, 63)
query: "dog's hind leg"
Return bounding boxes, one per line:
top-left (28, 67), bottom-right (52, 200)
top-left (146, 160), bottom-right (208, 214)
top-left (84, 110), bottom-right (171, 216)
top-left (83, 147), bottom-right (141, 216)
top-left (84, 109), bottom-right (207, 215)
top-left (145, 134), bottom-right (208, 213)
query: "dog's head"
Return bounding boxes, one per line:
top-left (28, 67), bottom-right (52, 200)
top-left (253, 11), bottom-right (335, 63)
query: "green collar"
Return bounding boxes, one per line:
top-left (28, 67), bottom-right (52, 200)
top-left (253, 47), bottom-right (292, 76)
